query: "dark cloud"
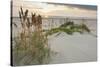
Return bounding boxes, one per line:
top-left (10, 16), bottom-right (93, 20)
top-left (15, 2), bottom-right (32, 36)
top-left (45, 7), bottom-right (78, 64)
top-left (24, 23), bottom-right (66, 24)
top-left (66, 4), bottom-right (97, 11)
top-left (44, 2), bottom-right (97, 11)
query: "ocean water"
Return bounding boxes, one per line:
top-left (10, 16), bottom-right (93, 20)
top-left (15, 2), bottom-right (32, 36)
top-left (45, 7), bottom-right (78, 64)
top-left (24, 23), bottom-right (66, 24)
top-left (12, 17), bottom-right (97, 63)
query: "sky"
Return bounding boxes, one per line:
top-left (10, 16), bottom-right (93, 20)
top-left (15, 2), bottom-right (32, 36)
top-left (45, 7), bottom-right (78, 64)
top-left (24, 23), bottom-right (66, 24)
top-left (12, 0), bottom-right (97, 19)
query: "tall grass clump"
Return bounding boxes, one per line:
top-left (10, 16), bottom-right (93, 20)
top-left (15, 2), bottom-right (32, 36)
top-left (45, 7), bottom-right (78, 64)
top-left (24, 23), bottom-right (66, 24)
top-left (13, 7), bottom-right (51, 66)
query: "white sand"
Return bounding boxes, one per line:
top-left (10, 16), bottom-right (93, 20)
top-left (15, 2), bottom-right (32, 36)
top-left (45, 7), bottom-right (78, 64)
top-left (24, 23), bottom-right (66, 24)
top-left (48, 32), bottom-right (97, 64)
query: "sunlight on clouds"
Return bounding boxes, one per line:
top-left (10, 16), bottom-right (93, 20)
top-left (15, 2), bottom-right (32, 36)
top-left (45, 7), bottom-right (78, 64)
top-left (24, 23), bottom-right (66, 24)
top-left (12, 0), bottom-right (97, 18)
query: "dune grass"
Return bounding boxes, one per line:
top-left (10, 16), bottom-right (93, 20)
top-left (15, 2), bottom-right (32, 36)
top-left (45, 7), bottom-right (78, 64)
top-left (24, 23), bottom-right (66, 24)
top-left (45, 21), bottom-right (91, 36)
top-left (13, 7), bottom-right (52, 66)
top-left (13, 31), bottom-right (51, 65)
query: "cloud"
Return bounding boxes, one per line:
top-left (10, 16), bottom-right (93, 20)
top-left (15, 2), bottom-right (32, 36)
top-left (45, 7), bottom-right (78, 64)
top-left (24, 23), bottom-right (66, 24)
top-left (12, 0), bottom-right (97, 18)
top-left (45, 2), bottom-right (97, 10)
